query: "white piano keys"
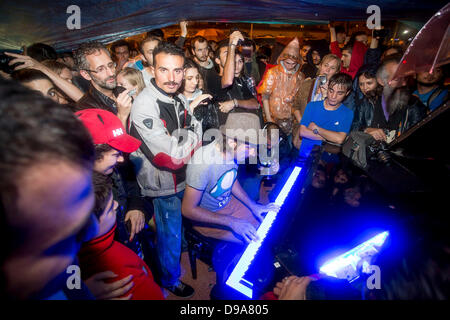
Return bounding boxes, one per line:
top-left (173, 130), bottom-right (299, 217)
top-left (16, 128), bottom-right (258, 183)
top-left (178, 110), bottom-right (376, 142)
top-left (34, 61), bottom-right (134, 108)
top-left (226, 166), bottom-right (302, 298)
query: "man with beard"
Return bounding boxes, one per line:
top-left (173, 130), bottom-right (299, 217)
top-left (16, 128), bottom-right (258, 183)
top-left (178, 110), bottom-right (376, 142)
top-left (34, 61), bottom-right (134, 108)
top-left (129, 41), bottom-right (202, 298)
top-left (300, 42), bottom-right (311, 68)
top-left (75, 42), bottom-right (132, 129)
top-left (352, 55), bottom-right (427, 142)
top-left (111, 40), bottom-right (131, 72)
top-left (300, 40), bottom-right (330, 79)
top-left (258, 37), bottom-right (305, 136)
top-left (413, 67), bottom-right (448, 112)
top-left (75, 43), bottom-right (148, 262)
top-left (190, 36), bottom-right (218, 92)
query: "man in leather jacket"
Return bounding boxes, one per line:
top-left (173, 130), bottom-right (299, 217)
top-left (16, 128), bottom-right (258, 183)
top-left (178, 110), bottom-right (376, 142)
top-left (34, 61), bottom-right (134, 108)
top-left (351, 55), bottom-right (426, 142)
top-left (74, 42), bottom-right (133, 129)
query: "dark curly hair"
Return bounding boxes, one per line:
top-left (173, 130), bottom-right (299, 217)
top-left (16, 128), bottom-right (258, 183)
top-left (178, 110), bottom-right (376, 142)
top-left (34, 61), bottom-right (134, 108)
top-left (74, 41), bottom-right (111, 71)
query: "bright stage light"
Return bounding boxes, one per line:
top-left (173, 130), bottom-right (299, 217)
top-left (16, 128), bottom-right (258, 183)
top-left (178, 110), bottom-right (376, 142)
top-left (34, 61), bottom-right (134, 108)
top-left (319, 231), bottom-right (389, 282)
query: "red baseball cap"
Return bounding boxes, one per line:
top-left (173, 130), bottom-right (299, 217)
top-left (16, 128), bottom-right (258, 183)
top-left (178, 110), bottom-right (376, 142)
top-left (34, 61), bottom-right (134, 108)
top-left (75, 108), bottom-right (141, 153)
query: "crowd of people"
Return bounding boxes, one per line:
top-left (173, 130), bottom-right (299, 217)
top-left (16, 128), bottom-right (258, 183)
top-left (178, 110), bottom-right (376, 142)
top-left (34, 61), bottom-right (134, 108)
top-left (0, 20), bottom-right (448, 301)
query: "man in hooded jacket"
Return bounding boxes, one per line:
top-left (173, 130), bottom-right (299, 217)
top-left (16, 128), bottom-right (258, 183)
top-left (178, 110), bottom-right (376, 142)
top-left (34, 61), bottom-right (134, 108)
top-left (258, 37), bottom-right (305, 136)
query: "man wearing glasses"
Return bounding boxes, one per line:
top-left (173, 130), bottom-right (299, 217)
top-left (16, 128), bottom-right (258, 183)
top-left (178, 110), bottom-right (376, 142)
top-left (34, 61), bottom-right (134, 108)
top-left (75, 42), bottom-right (149, 263)
top-left (75, 41), bottom-right (132, 129)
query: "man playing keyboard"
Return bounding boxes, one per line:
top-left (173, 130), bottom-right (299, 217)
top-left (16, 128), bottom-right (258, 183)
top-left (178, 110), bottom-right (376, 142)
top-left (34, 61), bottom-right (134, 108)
top-left (182, 113), bottom-right (280, 244)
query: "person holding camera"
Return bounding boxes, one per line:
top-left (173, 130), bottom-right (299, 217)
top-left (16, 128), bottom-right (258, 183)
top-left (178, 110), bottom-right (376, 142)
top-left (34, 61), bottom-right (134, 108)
top-left (206, 30), bottom-right (261, 126)
top-left (351, 55), bottom-right (426, 143)
top-left (74, 42), bottom-right (133, 129)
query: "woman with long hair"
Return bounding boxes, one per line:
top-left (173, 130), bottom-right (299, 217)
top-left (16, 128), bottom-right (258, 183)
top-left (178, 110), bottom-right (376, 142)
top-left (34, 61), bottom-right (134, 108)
top-left (180, 58), bottom-right (212, 113)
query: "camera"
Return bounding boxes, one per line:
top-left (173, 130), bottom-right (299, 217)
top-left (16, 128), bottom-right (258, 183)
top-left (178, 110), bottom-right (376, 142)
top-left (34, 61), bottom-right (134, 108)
top-left (0, 52), bottom-right (23, 74)
top-left (113, 86), bottom-right (126, 98)
top-left (373, 29), bottom-right (389, 39)
top-left (229, 27), bottom-right (244, 46)
top-left (368, 140), bottom-right (391, 165)
top-left (318, 75), bottom-right (327, 87)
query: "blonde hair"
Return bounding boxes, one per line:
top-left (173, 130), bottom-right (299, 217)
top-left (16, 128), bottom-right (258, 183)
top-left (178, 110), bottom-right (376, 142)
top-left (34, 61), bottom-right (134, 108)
top-left (117, 67), bottom-right (145, 94)
top-left (320, 54), bottom-right (341, 72)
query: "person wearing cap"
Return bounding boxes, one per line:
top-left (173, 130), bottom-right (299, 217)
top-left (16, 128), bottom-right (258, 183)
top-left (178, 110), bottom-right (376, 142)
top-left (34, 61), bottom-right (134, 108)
top-left (75, 109), bottom-right (149, 259)
top-left (129, 41), bottom-right (201, 298)
top-left (182, 112), bottom-right (280, 243)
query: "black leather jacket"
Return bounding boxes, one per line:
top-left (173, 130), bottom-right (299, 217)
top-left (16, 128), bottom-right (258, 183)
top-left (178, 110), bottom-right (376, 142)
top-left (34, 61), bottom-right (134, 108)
top-left (75, 84), bottom-right (116, 114)
top-left (351, 94), bottom-right (427, 133)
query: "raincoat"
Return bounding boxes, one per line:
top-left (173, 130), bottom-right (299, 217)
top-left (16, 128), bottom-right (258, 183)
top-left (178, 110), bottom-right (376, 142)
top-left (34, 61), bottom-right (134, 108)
top-left (258, 38), bottom-right (305, 134)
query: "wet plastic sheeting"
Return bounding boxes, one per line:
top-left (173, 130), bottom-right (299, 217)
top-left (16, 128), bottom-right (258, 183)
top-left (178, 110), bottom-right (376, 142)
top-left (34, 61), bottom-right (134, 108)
top-left (0, 0), bottom-right (446, 51)
top-left (393, 3), bottom-right (450, 79)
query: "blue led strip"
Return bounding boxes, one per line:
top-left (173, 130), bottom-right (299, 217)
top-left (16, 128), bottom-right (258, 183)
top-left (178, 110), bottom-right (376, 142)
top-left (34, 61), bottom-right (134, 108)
top-left (319, 231), bottom-right (389, 279)
top-left (226, 166), bottom-right (302, 298)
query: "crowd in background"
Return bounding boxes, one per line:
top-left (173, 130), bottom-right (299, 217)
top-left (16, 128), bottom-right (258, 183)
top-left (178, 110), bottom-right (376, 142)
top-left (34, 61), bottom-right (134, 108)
top-left (0, 19), bottom-right (448, 300)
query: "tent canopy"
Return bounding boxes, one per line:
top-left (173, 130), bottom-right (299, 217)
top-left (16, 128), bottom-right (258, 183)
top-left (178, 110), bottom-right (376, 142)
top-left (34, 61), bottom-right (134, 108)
top-left (0, 0), bottom-right (447, 51)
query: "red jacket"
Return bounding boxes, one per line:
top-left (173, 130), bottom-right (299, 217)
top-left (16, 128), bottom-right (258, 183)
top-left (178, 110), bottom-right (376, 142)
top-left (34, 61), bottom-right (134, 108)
top-left (78, 224), bottom-right (164, 300)
top-left (330, 41), bottom-right (367, 80)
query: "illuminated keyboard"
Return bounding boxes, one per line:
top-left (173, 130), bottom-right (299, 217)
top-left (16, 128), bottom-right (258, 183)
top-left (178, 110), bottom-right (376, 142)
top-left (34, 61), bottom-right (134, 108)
top-left (226, 166), bottom-right (303, 298)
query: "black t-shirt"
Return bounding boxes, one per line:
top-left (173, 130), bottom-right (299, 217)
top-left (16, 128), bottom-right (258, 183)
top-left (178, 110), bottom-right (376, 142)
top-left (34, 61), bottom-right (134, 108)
top-left (371, 99), bottom-right (403, 132)
top-left (199, 65), bottom-right (218, 94)
top-left (206, 73), bottom-right (262, 125)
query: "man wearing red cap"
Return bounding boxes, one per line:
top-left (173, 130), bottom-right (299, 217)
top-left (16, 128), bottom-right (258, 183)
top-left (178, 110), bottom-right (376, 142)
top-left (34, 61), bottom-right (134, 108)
top-left (76, 109), bottom-right (150, 260)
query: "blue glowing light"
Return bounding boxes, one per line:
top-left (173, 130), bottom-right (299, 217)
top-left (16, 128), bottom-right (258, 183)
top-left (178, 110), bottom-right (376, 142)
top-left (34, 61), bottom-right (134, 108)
top-left (319, 231), bottom-right (389, 282)
top-left (226, 166), bottom-right (302, 298)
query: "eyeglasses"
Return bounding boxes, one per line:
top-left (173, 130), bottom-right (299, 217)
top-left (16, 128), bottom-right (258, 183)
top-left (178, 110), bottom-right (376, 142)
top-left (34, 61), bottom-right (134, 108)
top-left (84, 62), bottom-right (117, 74)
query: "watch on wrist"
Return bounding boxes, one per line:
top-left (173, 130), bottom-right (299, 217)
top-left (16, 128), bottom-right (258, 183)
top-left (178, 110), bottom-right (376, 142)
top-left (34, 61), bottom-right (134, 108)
top-left (313, 128), bottom-right (319, 135)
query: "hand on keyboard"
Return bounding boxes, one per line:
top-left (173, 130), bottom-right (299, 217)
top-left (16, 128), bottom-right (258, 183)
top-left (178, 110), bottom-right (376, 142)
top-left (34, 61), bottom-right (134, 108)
top-left (250, 202), bottom-right (281, 222)
top-left (229, 217), bottom-right (260, 243)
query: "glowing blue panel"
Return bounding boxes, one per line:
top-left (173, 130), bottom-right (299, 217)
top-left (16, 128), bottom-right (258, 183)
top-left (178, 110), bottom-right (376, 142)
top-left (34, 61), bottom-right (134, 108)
top-left (319, 231), bottom-right (389, 282)
top-left (226, 166), bottom-right (302, 298)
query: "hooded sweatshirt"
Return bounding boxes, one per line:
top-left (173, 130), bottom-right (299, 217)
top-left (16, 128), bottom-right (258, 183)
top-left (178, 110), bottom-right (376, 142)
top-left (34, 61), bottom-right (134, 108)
top-left (331, 40), bottom-right (368, 80)
top-left (130, 78), bottom-right (202, 197)
top-left (257, 37), bottom-right (305, 120)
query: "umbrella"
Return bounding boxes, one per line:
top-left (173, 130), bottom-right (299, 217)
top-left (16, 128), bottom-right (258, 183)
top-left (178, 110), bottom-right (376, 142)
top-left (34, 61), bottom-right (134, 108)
top-left (194, 28), bottom-right (225, 41)
top-left (393, 3), bottom-right (450, 80)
